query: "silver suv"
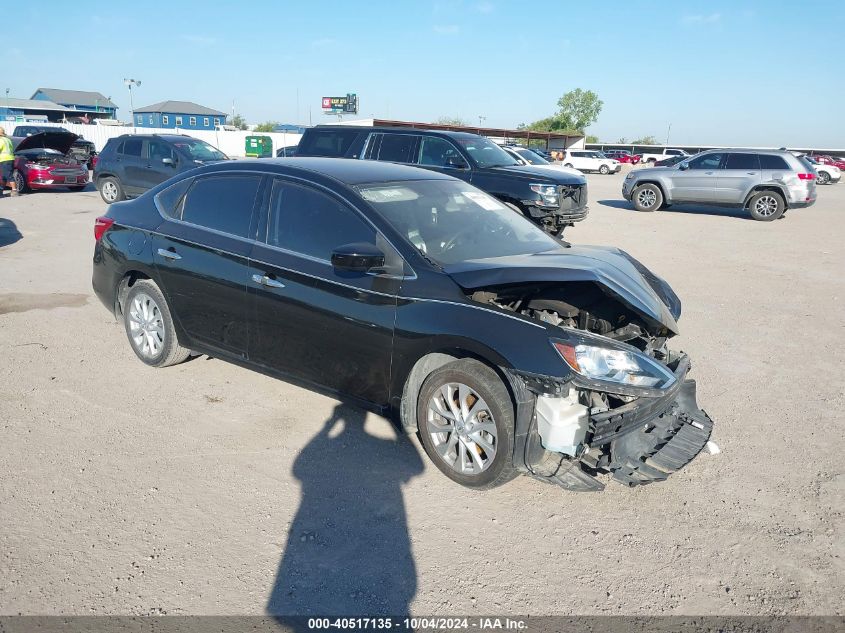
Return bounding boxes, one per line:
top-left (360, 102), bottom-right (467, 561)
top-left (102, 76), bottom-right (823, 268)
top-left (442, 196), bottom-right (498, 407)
top-left (622, 149), bottom-right (817, 221)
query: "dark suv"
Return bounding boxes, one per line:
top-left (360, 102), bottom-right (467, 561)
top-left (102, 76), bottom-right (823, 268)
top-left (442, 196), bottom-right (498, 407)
top-left (296, 126), bottom-right (588, 235)
top-left (94, 134), bottom-right (228, 203)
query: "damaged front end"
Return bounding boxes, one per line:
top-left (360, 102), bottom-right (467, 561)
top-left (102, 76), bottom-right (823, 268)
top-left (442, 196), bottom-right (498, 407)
top-left (456, 247), bottom-right (715, 490)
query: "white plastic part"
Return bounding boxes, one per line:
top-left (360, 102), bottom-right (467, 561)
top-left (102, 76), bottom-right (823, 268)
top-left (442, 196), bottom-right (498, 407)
top-left (705, 440), bottom-right (721, 455)
top-left (535, 391), bottom-right (589, 456)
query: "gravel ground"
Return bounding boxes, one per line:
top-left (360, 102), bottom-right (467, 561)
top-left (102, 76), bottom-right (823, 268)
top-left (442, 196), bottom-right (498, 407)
top-left (0, 171), bottom-right (842, 616)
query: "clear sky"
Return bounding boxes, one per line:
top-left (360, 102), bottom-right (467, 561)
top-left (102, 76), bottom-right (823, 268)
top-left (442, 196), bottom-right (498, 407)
top-left (6, 0), bottom-right (843, 146)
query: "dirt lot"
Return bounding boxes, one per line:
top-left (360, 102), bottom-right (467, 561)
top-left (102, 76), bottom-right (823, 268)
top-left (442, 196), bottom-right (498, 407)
top-left (0, 171), bottom-right (843, 617)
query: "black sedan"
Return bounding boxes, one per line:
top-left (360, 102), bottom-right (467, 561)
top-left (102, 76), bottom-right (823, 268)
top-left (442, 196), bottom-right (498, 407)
top-left (92, 158), bottom-right (714, 491)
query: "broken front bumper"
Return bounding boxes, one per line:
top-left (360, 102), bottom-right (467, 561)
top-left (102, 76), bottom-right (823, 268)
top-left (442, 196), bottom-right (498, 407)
top-left (510, 355), bottom-right (714, 491)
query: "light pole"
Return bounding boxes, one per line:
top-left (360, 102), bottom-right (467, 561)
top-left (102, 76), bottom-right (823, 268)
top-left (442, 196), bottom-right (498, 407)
top-left (124, 78), bottom-right (141, 131)
top-left (4, 88), bottom-right (9, 122)
top-left (478, 115), bottom-right (486, 127)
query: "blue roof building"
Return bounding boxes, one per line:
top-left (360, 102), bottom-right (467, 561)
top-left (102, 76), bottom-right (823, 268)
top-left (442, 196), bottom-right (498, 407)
top-left (31, 88), bottom-right (118, 120)
top-left (133, 101), bottom-right (227, 130)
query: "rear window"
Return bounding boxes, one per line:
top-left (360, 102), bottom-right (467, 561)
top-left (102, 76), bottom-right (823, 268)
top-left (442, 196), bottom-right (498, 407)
top-left (725, 153), bottom-right (760, 170)
top-left (298, 129), bottom-right (363, 157)
top-left (759, 155), bottom-right (790, 170)
top-left (181, 175), bottom-right (261, 238)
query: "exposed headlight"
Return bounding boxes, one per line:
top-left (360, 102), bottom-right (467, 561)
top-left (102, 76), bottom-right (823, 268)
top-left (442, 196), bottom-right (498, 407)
top-left (553, 336), bottom-right (676, 392)
top-left (529, 183), bottom-right (559, 207)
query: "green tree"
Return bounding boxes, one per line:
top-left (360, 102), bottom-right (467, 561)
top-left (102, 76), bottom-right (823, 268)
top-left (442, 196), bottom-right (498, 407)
top-left (586, 134), bottom-right (599, 143)
top-left (434, 116), bottom-right (469, 127)
top-left (230, 114), bottom-right (248, 130)
top-left (253, 121), bottom-right (278, 133)
top-left (526, 89), bottom-right (603, 133)
top-left (632, 135), bottom-right (658, 145)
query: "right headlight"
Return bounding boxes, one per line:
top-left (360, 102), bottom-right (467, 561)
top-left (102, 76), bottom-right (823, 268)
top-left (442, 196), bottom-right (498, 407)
top-left (625, 171), bottom-right (635, 179)
top-left (529, 183), bottom-right (560, 207)
top-left (552, 334), bottom-right (676, 394)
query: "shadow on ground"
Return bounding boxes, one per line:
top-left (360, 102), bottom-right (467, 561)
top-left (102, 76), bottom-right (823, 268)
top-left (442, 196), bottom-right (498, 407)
top-left (268, 403), bottom-right (424, 625)
top-left (597, 199), bottom-right (755, 221)
top-left (0, 218), bottom-right (22, 248)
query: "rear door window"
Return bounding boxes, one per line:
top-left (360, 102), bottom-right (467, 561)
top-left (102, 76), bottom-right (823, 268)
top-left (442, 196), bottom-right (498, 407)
top-left (181, 175), bottom-right (261, 238)
top-left (759, 155), bottom-right (790, 170)
top-left (724, 153), bottom-right (761, 170)
top-left (375, 134), bottom-right (417, 163)
top-left (121, 138), bottom-right (143, 158)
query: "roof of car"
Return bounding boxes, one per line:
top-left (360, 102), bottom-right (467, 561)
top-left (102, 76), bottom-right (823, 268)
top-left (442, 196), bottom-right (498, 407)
top-left (199, 157), bottom-right (456, 186)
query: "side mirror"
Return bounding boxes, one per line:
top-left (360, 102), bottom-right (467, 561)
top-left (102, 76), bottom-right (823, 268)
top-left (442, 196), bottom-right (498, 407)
top-left (678, 162), bottom-right (689, 170)
top-left (162, 157), bottom-right (175, 166)
top-left (445, 156), bottom-right (468, 169)
top-left (331, 242), bottom-right (385, 273)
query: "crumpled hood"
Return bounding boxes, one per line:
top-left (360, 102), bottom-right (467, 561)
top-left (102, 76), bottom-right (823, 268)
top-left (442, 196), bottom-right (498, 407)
top-left (13, 131), bottom-right (79, 155)
top-left (444, 245), bottom-right (682, 335)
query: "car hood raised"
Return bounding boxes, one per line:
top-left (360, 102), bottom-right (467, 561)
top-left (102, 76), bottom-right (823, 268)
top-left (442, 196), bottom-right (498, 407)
top-left (484, 164), bottom-right (586, 185)
top-left (444, 245), bottom-right (682, 335)
top-left (13, 131), bottom-right (79, 155)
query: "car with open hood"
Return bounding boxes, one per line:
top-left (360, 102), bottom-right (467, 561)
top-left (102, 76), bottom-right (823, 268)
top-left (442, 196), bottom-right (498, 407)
top-left (295, 126), bottom-right (588, 236)
top-left (13, 124), bottom-right (98, 169)
top-left (92, 158), bottom-right (714, 492)
top-left (11, 130), bottom-right (89, 193)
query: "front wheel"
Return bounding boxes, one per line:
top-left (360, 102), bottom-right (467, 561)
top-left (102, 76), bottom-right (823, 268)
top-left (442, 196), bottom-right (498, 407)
top-left (632, 183), bottom-right (663, 211)
top-left (416, 359), bottom-right (516, 489)
top-left (564, 163), bottom-right (574, 168)
top-left (13, 170), bottom-right (28, 193)
top-left (123, 279), bottom-right (191, 368)
top-left (599, 164), bottom-right (610, 174)
top-left (817, 171), bottom-right (830, 185)
top-left (748, 191), bottom-right (784, 221)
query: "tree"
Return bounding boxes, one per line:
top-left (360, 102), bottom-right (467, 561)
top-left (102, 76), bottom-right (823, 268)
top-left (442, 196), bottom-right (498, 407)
top-left (230, 114), bottom-right (248, 130)
top-left (526, 88), bottom-right (603, 133)
top-left (254, 121), bottom-right (278, 133)
top-left (434, 116), bottom-right (470, 127)
top-left (586, 134), bottom-right (599, 143)
top-left (632, 135), bottom-right (658, 145)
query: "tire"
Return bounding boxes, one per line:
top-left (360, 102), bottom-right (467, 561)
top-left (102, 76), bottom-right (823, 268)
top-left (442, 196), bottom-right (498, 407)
top-left (647, 158), bottom-right (656, 166)
top-left (123, 279), bottom-right (190, 368)
top-left (817, 171), bottom-right (830, 185)
top-left (748, 191), bottom-right (785, 221)
top-left (632, 183), bottom-right (663, 212)
top-left (68, 185), bottom-right (86, 192)
top-left (599, 164), bottom-right (610, 175)
top-left (98, 176), bottom-right (125, 204)
top-left (416, 359), bottom-right (517, 489)
top-left (564, 163), bottom-right (574, 168)
top-left (12, 170), bottom-right (27, 193)
top-left (659, 201), bottom-right (672, 210)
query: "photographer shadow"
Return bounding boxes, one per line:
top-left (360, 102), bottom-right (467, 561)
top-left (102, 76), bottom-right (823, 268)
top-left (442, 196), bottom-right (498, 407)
top-left (268, 403), bottom-right (424, 621)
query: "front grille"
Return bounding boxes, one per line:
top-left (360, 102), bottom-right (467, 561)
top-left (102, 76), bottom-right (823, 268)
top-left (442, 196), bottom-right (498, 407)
top-left (557, 183), bottom-right (588, 221)
top-left (51, 169), bottom-right (83, 176)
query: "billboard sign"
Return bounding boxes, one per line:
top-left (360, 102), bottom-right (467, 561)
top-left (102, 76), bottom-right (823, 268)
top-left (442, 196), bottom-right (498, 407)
top-left (321, 93), bottom-right (358, 115)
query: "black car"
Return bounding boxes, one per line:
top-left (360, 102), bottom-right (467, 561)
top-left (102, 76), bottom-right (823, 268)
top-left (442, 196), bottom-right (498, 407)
top-left (12, 124), bottom-right (97, 169)
top-left (296, 126), bottom-right (588, 236)
top-left (92, 158), bottom-right (714, 491)
top-left (93, 134), bottom-right (228, 203)
top-left (276, 145), bottom-right (299, 157)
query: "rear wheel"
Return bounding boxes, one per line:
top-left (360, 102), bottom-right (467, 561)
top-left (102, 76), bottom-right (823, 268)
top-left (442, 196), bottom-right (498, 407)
top-left (748, 191), bottom-right (784, 221)
top-left (632, 183), bottom-right (663, 211)
top-left (599, 164), bottom-right (610, 175)
top-left (98, 176), bottom-right (125, 204)
top-left (12, 170), bottom-right (27, 193)
top-left (416, 359), bottom-right (516, 489)
top-left (817, 171), bottom-right (830, 185)
top-left (123, 279), bottom-right (190, 368)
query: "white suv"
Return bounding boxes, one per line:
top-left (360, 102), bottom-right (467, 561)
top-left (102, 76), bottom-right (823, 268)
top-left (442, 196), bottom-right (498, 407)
top-left (561, 150), bottom-right (621, 174)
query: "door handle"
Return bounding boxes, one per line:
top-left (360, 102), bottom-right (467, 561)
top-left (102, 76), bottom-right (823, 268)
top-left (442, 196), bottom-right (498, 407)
top-left (157, 248), bottom-right (181, 260)
top-left (747, 172), bottom-right (758, 175)
top-left (252, 273), bottom-right (285, 289)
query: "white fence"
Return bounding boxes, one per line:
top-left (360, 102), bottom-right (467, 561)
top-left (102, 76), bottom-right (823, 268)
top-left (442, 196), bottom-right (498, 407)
top-left (6, 120), bottom-right (301, 157)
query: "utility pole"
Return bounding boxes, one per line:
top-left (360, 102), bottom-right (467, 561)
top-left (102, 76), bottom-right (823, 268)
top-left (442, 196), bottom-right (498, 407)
top-left (478, 115), bottom-right (487, 127)
top-left (4, 88), bottom-right (9, 122)
top-left (124, 78), bottom-right (141, 131)
top-left (666, 122), bottom-right (672, 147)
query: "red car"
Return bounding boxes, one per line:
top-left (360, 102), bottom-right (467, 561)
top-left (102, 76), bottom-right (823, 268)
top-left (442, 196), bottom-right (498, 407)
top-left (811, 154), bottom-right (845, 170)
top-left (603, 149), bottom-right (641, 164)
top-left (11, 131), bottom-right (89, 193)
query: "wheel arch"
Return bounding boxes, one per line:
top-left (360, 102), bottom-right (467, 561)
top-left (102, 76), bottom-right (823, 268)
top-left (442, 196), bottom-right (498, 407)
top-left (744, 184), bottom-right (789, 209)
top-left (115, 269), bottom-right (153, 318)
top-left (632, 179), bottom-right (669, 201)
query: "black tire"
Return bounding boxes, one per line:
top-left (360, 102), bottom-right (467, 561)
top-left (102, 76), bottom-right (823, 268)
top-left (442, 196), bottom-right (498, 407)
top-left (599, 164), bottom-right (610, 174)
top-left (748, 190), bottom-right (785, 221)
top-left (68, 185), bottom-right (86, 192)
top-left (647, 158), bottom-right (656, 165)
top-left (12, 170), bottom-right (27, 193)
top-left (123, 279), bottom-right (190, 368)
top-left (659, 201), bottom-right (672, 210)
top-left (817, 171), bottom-right (830, 185)
top-left (564, 163), bottom-right (574, 168)
top-left (416, 359), bottom-right (517, 490)
top-left (98, 176), bottom-right (125, 204)
top-left (632, 183), bottom-right (663, 212)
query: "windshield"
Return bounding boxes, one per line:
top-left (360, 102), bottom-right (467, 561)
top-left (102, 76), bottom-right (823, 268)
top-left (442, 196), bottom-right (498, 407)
top-left (171, 139), bottom-right (228, 162)
top-left (356, 180), bottom-right (561, 266)
top-left (515, 148), bottom-right (550, 165)
top-left (454, 137), bottom-right (519, 168)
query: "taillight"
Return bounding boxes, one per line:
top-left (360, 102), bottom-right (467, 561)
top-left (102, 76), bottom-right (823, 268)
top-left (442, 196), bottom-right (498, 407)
top-left (797, 173), bottom-right (816, 180)
top-left (94, 216), bottom-right (114, 241)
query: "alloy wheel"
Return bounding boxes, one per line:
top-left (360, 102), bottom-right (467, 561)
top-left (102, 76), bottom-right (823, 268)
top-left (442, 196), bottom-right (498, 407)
top-left (637, 188), bottom-right (658, 209)
top-left (13, 171), bottom-right (25, 192)
top-left (426, 382), bottom-right (498, 475)
top-left (101, 181), bottom-right (118, 202)
top-left (754, 195), bottom-right (779, 217)
top-left (127, 292), bottom-right (165, 359)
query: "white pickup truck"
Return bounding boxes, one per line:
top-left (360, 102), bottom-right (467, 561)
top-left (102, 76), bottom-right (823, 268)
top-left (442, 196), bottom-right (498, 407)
top-left (639, 148), bottom-right (690, 165)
